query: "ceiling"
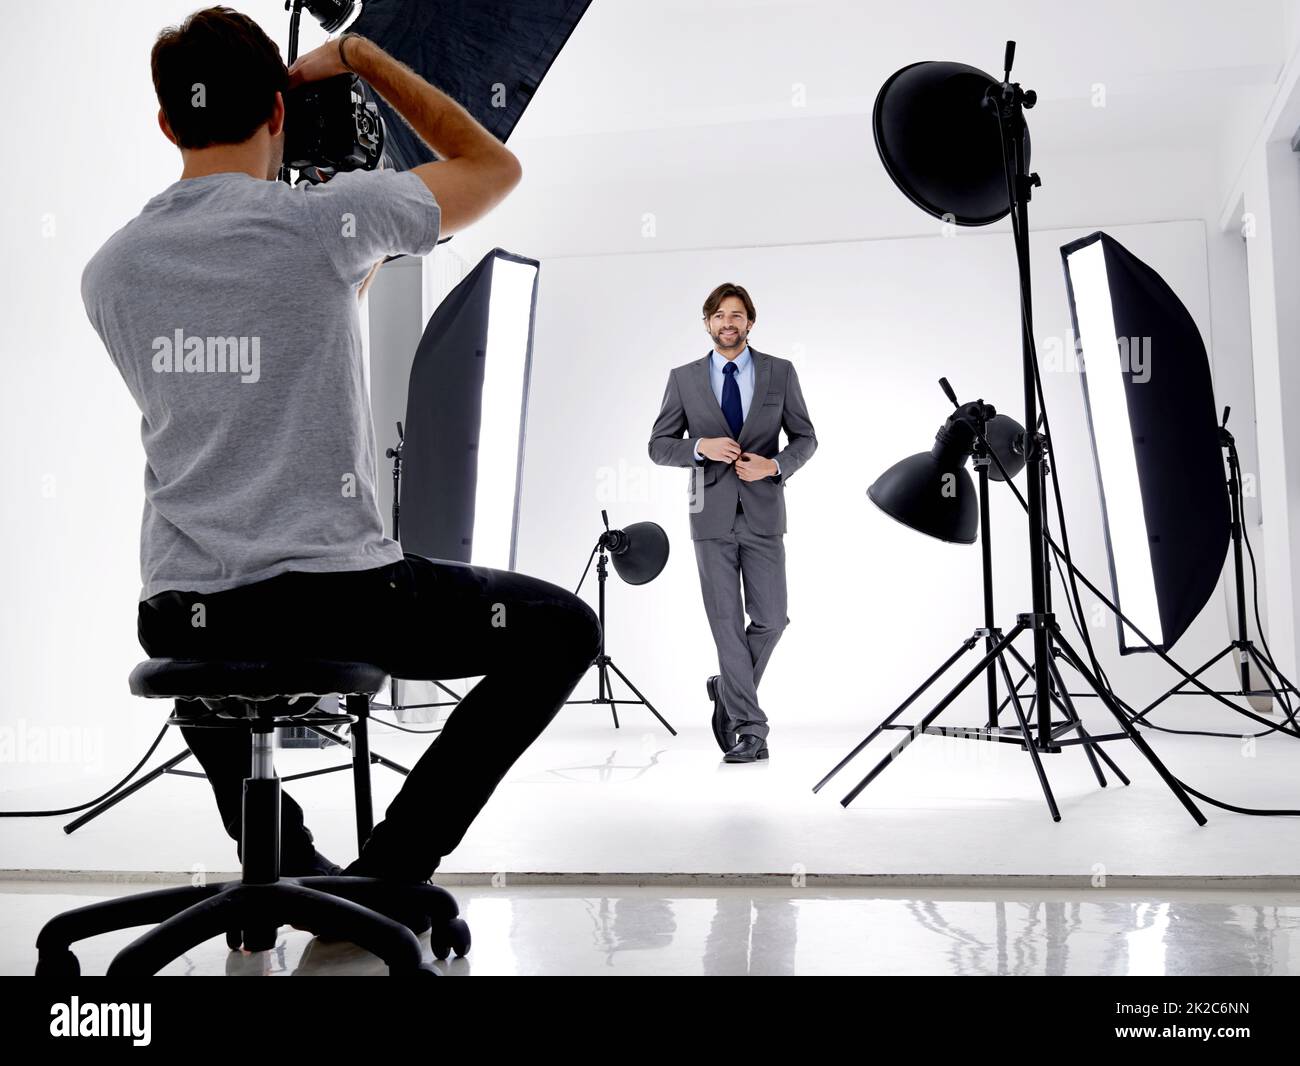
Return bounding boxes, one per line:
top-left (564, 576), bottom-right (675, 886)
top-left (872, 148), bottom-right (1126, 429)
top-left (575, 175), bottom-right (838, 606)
top-left (513, 0), bottom-right (1293, 153)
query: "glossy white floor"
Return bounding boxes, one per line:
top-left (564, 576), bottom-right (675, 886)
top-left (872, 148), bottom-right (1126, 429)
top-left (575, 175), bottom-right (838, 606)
top-left (3, 699), bottom-right (1300, 974)
top-left (5, 881), bottom-right (1298, 975)
top-left (4, 702), bottom-right (1300, 879)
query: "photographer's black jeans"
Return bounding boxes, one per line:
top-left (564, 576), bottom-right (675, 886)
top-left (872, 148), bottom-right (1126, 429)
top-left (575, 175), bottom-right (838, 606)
top-left (137, 553), bottom-right (601, 882)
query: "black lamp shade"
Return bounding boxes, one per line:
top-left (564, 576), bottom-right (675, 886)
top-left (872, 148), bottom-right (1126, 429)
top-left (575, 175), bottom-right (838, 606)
top-left (985, 412), bottom-right (1026, 481)
top-left (869, 454), bottom-right (978, 544)
top-left (610, 522), bottom-right (670, 585)
top-left (873, 61), bottom-right (1028, 226)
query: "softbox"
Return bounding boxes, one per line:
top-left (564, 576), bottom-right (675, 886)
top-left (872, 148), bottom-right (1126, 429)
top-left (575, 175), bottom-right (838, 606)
top-left (399, 248), bottom-right (539, 569)
top-left (350, 0), bottom-right (594, 171)
top-left (1061, 231), bottom-right (1229, 653)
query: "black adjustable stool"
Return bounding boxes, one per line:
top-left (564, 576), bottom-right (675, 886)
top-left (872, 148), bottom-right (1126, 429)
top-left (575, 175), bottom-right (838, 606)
top-left (35, 658), bottom-right (470, 976)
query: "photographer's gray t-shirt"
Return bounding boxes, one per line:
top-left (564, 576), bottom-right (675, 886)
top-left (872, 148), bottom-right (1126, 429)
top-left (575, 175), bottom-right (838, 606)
top-left (82, 168), bottom-right (439, 600)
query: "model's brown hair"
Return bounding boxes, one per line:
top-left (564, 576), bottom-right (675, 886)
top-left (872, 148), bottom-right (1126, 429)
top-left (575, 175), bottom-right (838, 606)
top-left (702, 283), bottom-right (757, 324)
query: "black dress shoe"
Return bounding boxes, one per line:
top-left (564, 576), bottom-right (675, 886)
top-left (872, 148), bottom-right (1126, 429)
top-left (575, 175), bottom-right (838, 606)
top-left (338, 858), bottom-right (436, 936)
top-left (282, 849), bottom-right (343, 878)
top-left (723, 734), bottom-right (769, 763)
top-left (707, 675), bottom-right (737, 753)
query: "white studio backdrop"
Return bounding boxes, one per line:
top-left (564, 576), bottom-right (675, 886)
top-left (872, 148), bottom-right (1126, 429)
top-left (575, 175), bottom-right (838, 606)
top-left (514, 220), bottom-right (1241, 736)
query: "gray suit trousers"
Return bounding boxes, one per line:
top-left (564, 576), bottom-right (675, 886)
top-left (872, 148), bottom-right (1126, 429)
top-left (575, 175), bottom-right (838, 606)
top-left (693, 508), bottom-right (788, 740)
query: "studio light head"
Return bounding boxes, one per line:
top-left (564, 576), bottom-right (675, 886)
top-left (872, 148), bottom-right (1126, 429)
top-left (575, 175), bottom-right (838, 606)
top-left (597, 513), bottom-right (670, 586)
top-left (983, 411), bottom-right (1027, 482)
top-left (873, 55), bottom-right (1032, 226)
top-left (302, 0), bottom-right (359, 34)
top-left (868, 379), bottom-right (1024, 545)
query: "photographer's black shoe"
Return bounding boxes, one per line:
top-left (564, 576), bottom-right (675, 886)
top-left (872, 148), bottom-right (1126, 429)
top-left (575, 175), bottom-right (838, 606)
top-left (282, 849), bottom-right (343, 878)
top-left (338, 857), bottom-right (435, 937)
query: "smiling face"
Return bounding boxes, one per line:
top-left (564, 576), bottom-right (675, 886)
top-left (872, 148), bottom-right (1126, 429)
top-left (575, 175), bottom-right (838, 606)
top-left (706, 295), bottom-right (752, 357)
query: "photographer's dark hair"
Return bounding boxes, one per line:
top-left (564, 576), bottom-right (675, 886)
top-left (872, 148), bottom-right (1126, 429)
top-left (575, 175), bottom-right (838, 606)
top-left (151, 6), bottom-right (288, 149)
top-left (703, 283), bottom-right (757, 324)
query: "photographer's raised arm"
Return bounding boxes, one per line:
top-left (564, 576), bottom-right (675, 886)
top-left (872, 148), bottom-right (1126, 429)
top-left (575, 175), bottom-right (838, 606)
top-left (289, 35), bottom-right (522, 237)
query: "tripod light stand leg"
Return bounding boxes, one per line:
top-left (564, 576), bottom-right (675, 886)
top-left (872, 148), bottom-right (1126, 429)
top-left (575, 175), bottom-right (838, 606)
top-left (839, 624), bottom-right (1027, 807)
top-left (604, 657), bottom-right (677, 736)
top-left (1134, 645), bottom-right (1233, 722)
top-left (1242, 645), bottom-right (1300, 736)
top-left (607, 671), bottom-right (620, 729)
top-left (1007, 640), bottom-right (1123, 787)
top-left (813, 635), bottom-right (979, 794)
top-left (995, 671), bottom-right (1030, 720)
top-left (63, 748), bottom-right (193, 834)
top-left (995, 649), bottom-right (1061, 821)
top-left (1247, 640), bottom-right (1300, 698)
top-left (1045, 649), bottom-right (1129, 787)
top-left (1052, 629), bottom-right (1207, 826)
top-left (596, 662), bottom-right (620, 729)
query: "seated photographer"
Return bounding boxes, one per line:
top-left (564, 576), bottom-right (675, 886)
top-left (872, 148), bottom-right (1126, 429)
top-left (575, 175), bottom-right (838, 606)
top-left (82, 7), bottom-right (600, 886)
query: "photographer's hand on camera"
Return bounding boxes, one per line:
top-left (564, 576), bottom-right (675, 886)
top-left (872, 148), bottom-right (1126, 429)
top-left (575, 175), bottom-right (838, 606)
top-left (288, 33), bottom-right (522, 239)
top-left (287, 34), bottom-right (356, 87)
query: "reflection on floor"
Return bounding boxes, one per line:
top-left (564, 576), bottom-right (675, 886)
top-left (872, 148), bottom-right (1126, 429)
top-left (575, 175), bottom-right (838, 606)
top-left (6, 882), bottom-right (1298, 976)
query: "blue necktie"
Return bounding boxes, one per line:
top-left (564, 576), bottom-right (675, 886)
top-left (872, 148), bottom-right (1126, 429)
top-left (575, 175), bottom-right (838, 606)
top-left (721, 361), bottom-right (743, 438)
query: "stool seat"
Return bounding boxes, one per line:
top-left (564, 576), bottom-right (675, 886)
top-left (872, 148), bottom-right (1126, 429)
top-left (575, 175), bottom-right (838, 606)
top-left (129, 658), bottom-right (388, 701)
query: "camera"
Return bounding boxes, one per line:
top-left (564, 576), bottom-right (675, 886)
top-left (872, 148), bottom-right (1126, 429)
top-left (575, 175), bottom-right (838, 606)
top-left (283, 73), bottom-right (384, 176)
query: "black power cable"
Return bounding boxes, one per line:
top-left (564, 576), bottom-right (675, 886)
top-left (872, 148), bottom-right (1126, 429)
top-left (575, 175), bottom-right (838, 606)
top-left (0, 722), bottom-right (173, 818)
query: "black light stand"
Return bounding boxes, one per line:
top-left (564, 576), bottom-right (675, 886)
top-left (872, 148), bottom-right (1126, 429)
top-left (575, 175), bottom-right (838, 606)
top-left (815, 43), bottom-right (1207, 824)
top-left (278, 0), bottom-right (305, 186)
top-left (816, 387), bottom-right (1132, 820)
top-left (997, 415), bottom-right (1104, 718)
top-left (370, 420), bottom-right (463, 718)
top-left (1131, 407), bottom-right (1300, 731)
top-left (566, 511), bottom-right (676, 735)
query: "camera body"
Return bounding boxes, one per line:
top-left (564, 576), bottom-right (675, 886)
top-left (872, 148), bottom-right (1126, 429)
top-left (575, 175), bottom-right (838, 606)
top-left (283, 73), bottom-right (384, 175)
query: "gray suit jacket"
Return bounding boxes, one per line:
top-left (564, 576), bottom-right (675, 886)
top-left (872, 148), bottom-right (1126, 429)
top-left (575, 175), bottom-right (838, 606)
top-left (648, 349), bottom-right (817, 540)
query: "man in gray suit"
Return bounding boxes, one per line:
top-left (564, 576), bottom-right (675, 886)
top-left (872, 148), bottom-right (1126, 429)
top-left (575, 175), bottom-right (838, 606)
top-left (648, 283), bottom-right (817, 762)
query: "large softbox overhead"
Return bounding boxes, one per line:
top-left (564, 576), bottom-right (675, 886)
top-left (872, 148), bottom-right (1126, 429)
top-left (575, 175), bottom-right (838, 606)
top-left (399, 249), bottom-right (539, 569)
top-left (1061, 231), bottom-right (1229, 654)
top-left (350, 0), bottom-right (594, 171)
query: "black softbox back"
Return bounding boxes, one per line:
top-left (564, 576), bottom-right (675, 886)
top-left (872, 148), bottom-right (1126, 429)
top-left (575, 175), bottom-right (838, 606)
top-left (399, 249), bottom-right (537, 565)
top-left (1062, 231), bottom-right (1229, 653)
top-left (350, 0), bottom-right (594, 171)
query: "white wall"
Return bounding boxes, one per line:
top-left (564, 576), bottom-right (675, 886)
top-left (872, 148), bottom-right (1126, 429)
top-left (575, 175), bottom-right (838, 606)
top-left (1217, 29), bottom-right (1300, 681)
